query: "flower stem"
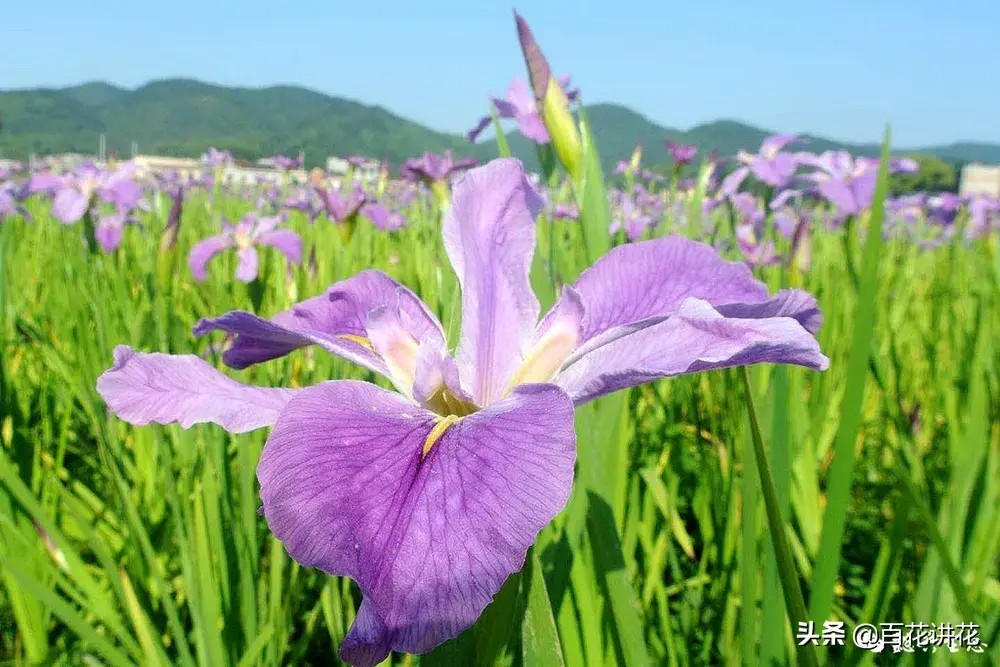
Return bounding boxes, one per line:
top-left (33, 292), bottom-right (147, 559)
top-left (740, 366), bottom-right (818, 667)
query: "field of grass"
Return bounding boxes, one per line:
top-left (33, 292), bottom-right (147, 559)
top-left (1, 26), bottom-right (998, 664)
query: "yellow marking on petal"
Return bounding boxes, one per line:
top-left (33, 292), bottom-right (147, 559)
top-left (337, 334), bottom-right (374, 351)
top-left (506, 323), bottom-right (579, 392)
top-left (422, 415), bottom-right (462, 459)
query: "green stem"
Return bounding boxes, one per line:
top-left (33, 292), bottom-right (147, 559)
top-left (740, 367), bottom-right (818, 667)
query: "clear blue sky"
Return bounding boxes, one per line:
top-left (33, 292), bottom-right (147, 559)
top-left (3, 0), bottom-right (998, 146)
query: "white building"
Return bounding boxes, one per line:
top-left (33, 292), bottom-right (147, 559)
top-left (958, 163), bottom-right (1000, 197)
top-left (326, 156), bottom-right (380, 184)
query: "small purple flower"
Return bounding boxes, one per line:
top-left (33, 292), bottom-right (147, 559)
top-left (188, 213), bottom-right (302, 283)
top-left (360, 201), bottom-right (407, 232)
top-left (203, 148), bottom-right (235, 168)
top-left (467, 75), bottom-right (578, 144)
top-left (666, 140), bottom-right (698, 166)
top-left (98, 158), bottom-right (827, 666)
top-left (272, 154), bottom-right (304, 171)
top-left (731, 134), bottom-right (803, 190)
top-left (400, 150), bottom-right (477, 185)
top-left (318, 186), bottom-right (367, 224)
top-left (968, 195), bottom-right (1000, 238)
top-left (609, 189), bottom-right (657, 241)
top-left (925, 193), bottom-right (962, 227)
top-left (50, 163), bottom-right (142, 226)
top-left (731, 193), bottom-right (780, 268)
top-left (283, 187), bottom-right (325, 223)
top-left (803, 151), bottom-right (878, 217)
top-left (553, 203), bottom-right (579, 220)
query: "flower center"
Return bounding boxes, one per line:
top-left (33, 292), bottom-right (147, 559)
top-left (423, 385), bottom-right (478, 418)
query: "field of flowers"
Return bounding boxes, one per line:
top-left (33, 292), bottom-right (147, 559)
top-left (1, 14), bottom-right (998, 667)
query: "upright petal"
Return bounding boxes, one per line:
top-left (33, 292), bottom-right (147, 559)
top-left (193, 270), bottom-right (444, 377)
top-left (506, 77), bottom-right (537, 116)
top-left (97, 345), bottom-right (297, 433)
top-left (553, 236), bottom-right (770, 343)
top-left (189, 234), bottom-right (234, 282)
top-left (258, 380), bottom-right (575, 665)
top-left (817, 179), bottom-right (858, 215)
top-left (514, 113), bottom-right (551, 144)
top-left (554, 297), bottom-right (829, 405)
top-left (443, 159), bottom-right (543, 405)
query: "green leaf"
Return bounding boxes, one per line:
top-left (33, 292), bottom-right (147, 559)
top-left (521, 547), bottom-right (565, 667)
top-left (808, 128), bottom-right (892, 625)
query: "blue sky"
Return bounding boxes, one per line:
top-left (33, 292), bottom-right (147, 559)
top-left (3, 0), bottom-right (998, 146)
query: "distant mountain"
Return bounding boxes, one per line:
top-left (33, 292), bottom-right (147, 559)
top-left (2, 79), bottom-right (998, 173)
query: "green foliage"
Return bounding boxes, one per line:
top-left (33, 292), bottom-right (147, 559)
top-left (1, 174), bottom-right (997, 665)
top-left (890, 154), bottom-right (958, 194)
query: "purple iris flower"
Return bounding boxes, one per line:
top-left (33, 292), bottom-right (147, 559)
top-left (347, 155), bottom-right (371, 168)
top-left (729, 193), bottom-right (779, 268)
top-left (359, 201), bottom-right (408, 232)
top-left (801, 151), bottom-right (879, 217)
top-left (318, 187), bottom-right (367, 224)
top-left (925, 193), bottom-right (962, 227)
top-left (188, 213), bottom-right (302, 283)
top-left (666, 140), bottom-right (698, 166)
top-left (272, 154), bottom-right (303, 171)
top-left (203, 148), bottom-right (235, 168)
top-left (97, 159), bottom-right (827, 666)
top-left (50, 163), bottom-right (142, 226)
top-left (283, 187), bottom-right (325, 223)
top-left (609, 188), bottom-right (658, 241)
top-left (400, 150), bottom-right (478, 185)
top-left (968, 195), bottom-right (1000, 238)
top-left (0, 181), bottom-right (25, 221)
top-left (730, 134), bottom-right (803, 189)
top-left (24, 171), bottom-right (64, 198)
top-left (885, 194), bottom-right (926, 231)
top-left (467, 75), bottom-right (579, 144)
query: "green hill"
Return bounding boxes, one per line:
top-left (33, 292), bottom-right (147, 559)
top-left (1, 79), bottom-right (997, 173)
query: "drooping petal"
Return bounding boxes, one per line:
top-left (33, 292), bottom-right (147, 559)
top-left (466, 115), bottom-right (492, 143)
top-left (189, 234), bottom-right (234, 282)
top-left (554, 236), bottom-right (770, 343)
top-left (94, 215), bottom-right (124, 252)
top-left (816, 179), bottom-right (858, 214)
top-left (193, 270), bottom-right (444, 376)
top-left (443, 159), bottom-right (543, 405)
top-left (256, 229), bottom-right (303, 265)
top-left (52, 188), bottom-right (90, 224)
top-left (97, 345), bottom-right (297, 433)
top-left (554, 297), bottom-right (829, 405)
top-left (491, 97), bottom-right (519, 119)
top-left (235, 246), bottom-right (259, 282)
top-left (715, 289), bottom-right (823, 334)
top-left (257, 380), bottom-right (576, 665)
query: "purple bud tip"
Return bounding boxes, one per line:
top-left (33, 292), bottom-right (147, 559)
top-left (514, 11), bottom-right (552, 102)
